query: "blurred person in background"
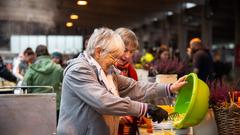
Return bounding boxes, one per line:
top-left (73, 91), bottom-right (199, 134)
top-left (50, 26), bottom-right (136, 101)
top-left (212, 49), bottom-right (232, 83)
top-left (23, 45), bottom-right (63, 122)
top-left (52, 51), bottom-right (64, 67)
top-left (156, 45), bottom-right (170, 62)
top-left (57, 28), bottom-right (187, 135)
top-left (148, 45), bottom-right (170, 77)
top-left (189, 38), bottom-right (214, 82)
top-left (115, 27), bottom-right (139, 135)
top-left (0, 55), bottom-right (17, 83)
top-left (15, 47), bottom-right (35, 80)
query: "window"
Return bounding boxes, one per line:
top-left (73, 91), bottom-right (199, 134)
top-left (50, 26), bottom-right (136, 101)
top-left (10, 35), bottom-right (83, 54)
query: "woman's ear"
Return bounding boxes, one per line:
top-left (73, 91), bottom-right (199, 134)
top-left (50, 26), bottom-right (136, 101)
top-left (94, 47), bottom-right (101, 59)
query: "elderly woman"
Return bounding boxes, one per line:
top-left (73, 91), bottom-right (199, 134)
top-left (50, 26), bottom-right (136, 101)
top-left (115, 27), bottom-right (142, 135)
top-left (57, 28), bottom-right (187, 135)
top-left (115, 27), bottom-right (139, 81)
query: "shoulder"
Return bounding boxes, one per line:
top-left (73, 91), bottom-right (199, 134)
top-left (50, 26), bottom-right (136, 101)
top-left (194, 49), bottom-right (206, 58)
top-left (53, 63), bottom-right (63, 72)
top-left (64, 57), bottom-right (95, 75)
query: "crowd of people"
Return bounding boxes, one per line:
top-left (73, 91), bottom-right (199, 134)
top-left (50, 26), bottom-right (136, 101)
top-left (0, 27), bottom-right (233, 135)
top-left (134, 38), bottom-right (231, 83)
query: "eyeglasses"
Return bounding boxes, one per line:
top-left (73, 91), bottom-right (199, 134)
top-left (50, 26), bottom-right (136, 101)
top-left (108, 54), bottom-right (118, 62)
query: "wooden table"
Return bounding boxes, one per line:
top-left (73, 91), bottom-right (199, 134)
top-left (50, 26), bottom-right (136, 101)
top-left (139, 126), bottom-right (193, 135)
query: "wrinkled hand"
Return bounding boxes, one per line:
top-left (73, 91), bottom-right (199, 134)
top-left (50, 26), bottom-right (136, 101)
top-left (147, 104), bottom-right (168, 123)
top-left (170, 75), bottom-right (187, 94)
top-left (119, 116), bottom-right (134, 124)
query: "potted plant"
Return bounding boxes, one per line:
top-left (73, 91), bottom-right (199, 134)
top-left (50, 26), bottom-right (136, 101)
top-left (208, 80), bottom-right (240, 135)
top-left (148, 59), bottom-right (188, 84)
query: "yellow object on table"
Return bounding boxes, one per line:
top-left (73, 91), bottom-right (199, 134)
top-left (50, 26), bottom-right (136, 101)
top-left (157, 105), bottom-right (174, 114)
top-left (139, 127), bottom-right (175, 135)
top-left (0, 80), bottom-right (16, 93)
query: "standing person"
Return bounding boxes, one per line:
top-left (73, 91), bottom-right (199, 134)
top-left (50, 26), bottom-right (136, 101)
top-left (149, 45), bottom-right (170, 77)
top-left (57, 28), bottom-right (187, 135)
top-left (23, 45), bottom-right (63, 122)
top-left (189, 38), bottom-right (214, 82)
top-left (115, 28), bottom-right (140, 135)
top-left (0, 56), bottom-right (17, 83)
top-left (155, 44), bottom-right (170, 62)
top-left (52, 51), bottom-right (63, 67)
top-left (115, 28), bottom-right (138, 80)
top-left (15, 47), bottom-right (35, 80)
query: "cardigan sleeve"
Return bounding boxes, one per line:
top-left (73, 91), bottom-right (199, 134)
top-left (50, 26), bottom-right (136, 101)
top-left (63, 64), bottom-right (148, 117)
top-left (116, 75), bottom-right (172, 102)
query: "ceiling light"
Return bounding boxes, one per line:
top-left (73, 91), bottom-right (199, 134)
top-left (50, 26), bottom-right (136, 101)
top-left (186, 2), bottom-right (196, 9)
top-left (66, 22), bottom-right (73, 27)
top-left (166, 11), bottom-right (173, 16)
top-left (77, 0), bottom-right (87, 5)
top-left (70, 14), bottom-right (79, 20)
top-left (153, 17), bottom-right (158, 21)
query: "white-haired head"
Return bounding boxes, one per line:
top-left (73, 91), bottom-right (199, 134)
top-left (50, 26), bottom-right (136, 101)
top-left (86, 27), bottom-right (125, 58)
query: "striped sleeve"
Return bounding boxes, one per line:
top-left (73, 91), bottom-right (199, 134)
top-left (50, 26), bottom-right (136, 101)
top-left (165, 83), bottom-right (173, 97)
top-left (138, 103), bottom-right (148, 117)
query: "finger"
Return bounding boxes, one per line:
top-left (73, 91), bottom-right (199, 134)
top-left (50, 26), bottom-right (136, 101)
top-left (165, 117), bottom-right (168, 121)
top-left (158, 117), bottom-right (164, 123)
top-left (178, 75), bottom-right (187, 82)
top-left (152, 117), bottom-right (157, 122)
top-left (178, 81), bottom-right (188, 87)
top-left (164, 115), bottom-right (168, 120)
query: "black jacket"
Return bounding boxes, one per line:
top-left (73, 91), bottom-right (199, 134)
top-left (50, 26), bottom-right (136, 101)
top-left (192, 49), bottom-right (214, 81)
top-left (0, 56), bottom-right (17, 83)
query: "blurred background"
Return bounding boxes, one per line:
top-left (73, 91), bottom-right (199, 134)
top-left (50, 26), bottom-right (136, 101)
top-left (0, 0), bottom-right (239, 81)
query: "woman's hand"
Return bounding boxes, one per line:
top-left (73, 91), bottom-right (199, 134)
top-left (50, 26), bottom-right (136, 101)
top-left (119, 116), bottom-right (134, 124)
top-left (170, 75), bottom-right (187, 94)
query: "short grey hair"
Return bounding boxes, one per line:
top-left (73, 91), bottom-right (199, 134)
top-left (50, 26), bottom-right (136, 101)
top-left (115, 27), bottom-right (139, 50)
top-left (86, 27), bottom-right (125, 57)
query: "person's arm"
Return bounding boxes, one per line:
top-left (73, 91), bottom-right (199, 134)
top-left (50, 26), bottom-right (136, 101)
top-left (0, 66), bottom-right (17, 83)
top-left (14, 64), bottom-right (24, 80)
top-left (64, 64), bottom-right (147, 117)
top-left (0, 56), bottom-right (17, 83)
top-left (117, 75), bottom-right (187, 102)
top-left (116, 75), bottom-right (171, 102)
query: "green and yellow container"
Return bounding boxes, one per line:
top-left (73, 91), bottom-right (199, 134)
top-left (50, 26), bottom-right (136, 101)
top-left (174, 73), bottom-right (210, 129)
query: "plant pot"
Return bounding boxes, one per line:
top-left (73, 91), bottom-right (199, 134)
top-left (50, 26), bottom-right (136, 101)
top-left (213, 107), bottom-right (240, 135)
top-left (155, 74), bottom-right (178, 84)
top-left (135, 69), bottom-right (149, 82)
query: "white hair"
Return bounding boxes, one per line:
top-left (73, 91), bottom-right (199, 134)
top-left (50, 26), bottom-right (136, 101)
top-left (86, 27), bottom-right (125, 57)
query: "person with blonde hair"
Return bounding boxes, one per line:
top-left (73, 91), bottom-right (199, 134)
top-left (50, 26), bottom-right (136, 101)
top-left (57, 27), bottom-right (187, 135)
top-left (115, 28), bottom-right (140, 134)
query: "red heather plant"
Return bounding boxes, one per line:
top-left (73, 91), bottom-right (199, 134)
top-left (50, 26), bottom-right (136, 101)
top-left (207, 80), bottom-right (229, 106)
top-left (149, 59), bottom-right (187, 76)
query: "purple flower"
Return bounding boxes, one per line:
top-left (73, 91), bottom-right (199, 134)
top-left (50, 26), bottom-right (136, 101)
top-left (149, 59), bottom-right (188, 76)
